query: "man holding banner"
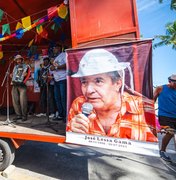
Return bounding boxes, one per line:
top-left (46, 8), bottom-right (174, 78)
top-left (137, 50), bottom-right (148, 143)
top-left (66, 48), bottom-right (158, 142)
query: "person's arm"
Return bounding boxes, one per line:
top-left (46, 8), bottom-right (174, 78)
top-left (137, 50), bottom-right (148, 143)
top-left (52, 52), bottom-right (66, 70)
top-left (153, 86), bottom-right (163, 102)
top-left (53, 63), bottom-right (66, 70)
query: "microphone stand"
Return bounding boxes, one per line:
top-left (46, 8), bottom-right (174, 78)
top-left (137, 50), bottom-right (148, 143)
top-left (31, 71), bottom-right (58, 132)
top-left (0, 60), bottom-right (16, 128)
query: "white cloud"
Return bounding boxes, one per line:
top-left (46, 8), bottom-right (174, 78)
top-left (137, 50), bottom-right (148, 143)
top-left (137, 0), bottom-right (157, 12)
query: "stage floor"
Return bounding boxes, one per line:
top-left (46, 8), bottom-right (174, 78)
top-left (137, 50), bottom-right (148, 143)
top-left (0, 114), bottom-right (66, 143)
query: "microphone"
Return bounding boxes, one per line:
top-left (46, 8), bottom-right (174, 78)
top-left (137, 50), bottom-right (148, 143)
top-left (81, 103), bottom-right (93, 117)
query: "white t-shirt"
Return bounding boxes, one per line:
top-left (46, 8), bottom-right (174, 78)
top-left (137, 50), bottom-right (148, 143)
top-left (52, 52), bottom-right (67, 82)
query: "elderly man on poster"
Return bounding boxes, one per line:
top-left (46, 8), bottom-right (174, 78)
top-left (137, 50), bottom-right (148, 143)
top-left (66, 49), bottom-right (157, 142)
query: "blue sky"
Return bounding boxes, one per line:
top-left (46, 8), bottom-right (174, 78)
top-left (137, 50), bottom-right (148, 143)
top-left (136, 0), bottom-right (176, 86)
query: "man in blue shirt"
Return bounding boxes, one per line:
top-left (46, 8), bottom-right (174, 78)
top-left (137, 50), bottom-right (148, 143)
top-left (154, 74), bottom-right (176, 162)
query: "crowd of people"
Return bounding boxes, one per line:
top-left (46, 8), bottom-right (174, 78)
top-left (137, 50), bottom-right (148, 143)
top-left (11, 44), bottom-right (67, 123)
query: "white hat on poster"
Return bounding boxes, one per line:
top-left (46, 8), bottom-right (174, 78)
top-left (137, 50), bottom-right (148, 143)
top-left (72, 48), bottom-right (134, 93)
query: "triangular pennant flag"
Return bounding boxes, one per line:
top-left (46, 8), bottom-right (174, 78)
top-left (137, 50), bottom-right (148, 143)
top-left (40, 29), bottom-right (48, 39)
top-left (58, 4), bottom-right (68, 19)
top-left (53, 17), bottom-right (63, 26)
top-left (36, 25), bottom-right (43, 34)
top-left (15, 22), bottom-right (23, 30)
top-left (2, 24), bottom-right (11, 35)
top-left (21, 16), bottom-right (31, 29)
top-left (47, 6), bottom-right (57, 19)
top-left (28, 39), bottom-right (34, 47)
top-left (0, 9), bottom-right (4, 22)
top-left (34, 34), bottom-right (42, 43)
top-left (51, 24), bottom-right (55, 30)
top-left (51, 24), bottom-right (60, 33)
top-left (30, 45), bottom-right (37, 55)
top-left (0, 51), bottom-right (3, 59)
top-left (15, 28), bottom-right (24, 39)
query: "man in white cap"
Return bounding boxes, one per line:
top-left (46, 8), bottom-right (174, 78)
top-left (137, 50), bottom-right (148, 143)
top-left (66, 49), bottom-right (157, 142)
top-left (154, 74), bottom-right (176, 162)
top-left (11, 54), bottom-right (30, 121)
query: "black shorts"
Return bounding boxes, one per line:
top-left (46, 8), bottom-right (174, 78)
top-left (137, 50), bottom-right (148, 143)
top-left (158, 116), bottom-right (176, 129)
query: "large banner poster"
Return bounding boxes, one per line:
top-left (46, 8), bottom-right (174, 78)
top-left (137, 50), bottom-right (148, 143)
top-left (66, 40), bottom-right (159, 156)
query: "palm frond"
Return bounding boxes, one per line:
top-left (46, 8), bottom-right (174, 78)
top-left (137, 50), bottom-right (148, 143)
top-left (153, 41), bottom-right (168, 49)
top-left (171, 0), bottom-right (176, 10)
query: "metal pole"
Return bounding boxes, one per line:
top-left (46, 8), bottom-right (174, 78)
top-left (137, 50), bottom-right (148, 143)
top-left (1, 60), bottom-right (15, 127)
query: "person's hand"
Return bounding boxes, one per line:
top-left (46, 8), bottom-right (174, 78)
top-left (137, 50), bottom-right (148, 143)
top-left (50, 65), bottom-right (55, 71)
top-left (50, 58), bottom-right (54, 64)
top-left (47, 75), bottom-right (53, 83)
top-left (70, 113), bottom-right (90, 134)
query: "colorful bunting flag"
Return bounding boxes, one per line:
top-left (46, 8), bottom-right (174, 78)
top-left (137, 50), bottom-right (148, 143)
top-left (47, 6), bottom-right (58, 19)
top-left (0, 51), bottom-right (3, 59)
top-left (28, 39), bottom-right (34, 47)
top-left (34, 34), bottom-right (42, 43)
top-left (25, 25), bottom-right (32, 31)
top-left (58, 3), bottom-right (68, 19)
top-left (22, 16), bottom-right (31, 29)
top-left (53, 16), bottom-right (63, 26)
top-left (2, 24), bottom-right (11, 35)
top-left (0, 2), bottom-right (66, 42)
top-left (15, 28), bottom-right (24, 39)
top-left (51, 23), bottom-right (60, 33)
top-left (0, 9), bottom-right (4, 22)
top-left (36, 25), bottom-right (43, 34)
top-left (15, 22), bottom-right (23, 30)
top-left (40, 29), bottom-right (48, 39)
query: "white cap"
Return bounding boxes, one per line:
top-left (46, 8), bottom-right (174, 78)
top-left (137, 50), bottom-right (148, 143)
top-left (14, 54), bottom-right (24, 61)
top-left (168, 74), bottom-right (176, 81)
top-left (71, 49), bottom-right (130, 77)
